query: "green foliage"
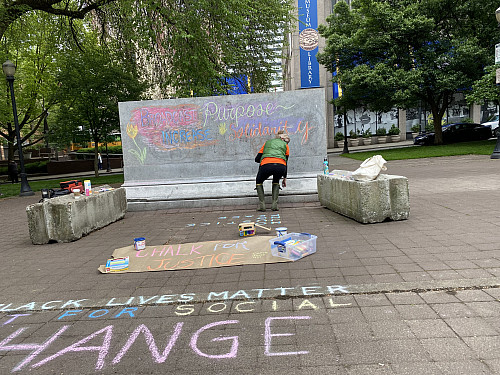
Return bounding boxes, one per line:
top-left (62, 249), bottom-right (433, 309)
top-left (466, 65), bottom-right (500, 106)
top-left (76, 146), bottom-right (122, 154)
top-left (388, 125), bottom-right (400, 135)
top-left (52, 31), bottom-right (145, 169)
top-left (462, 117), bottom-right (474, 124)
top-left (362, 129), bottom-right (372, 138)
top-left (411, 124), bottom-right (420, 133)
top-left (0, 11), bottom-right (64, 156)
top-left (376, 127), bottom-right (387, 136)
top-left (334, 132), bottom-right (344, 141)
top-left (24, 161), bottom-right (49, 174)
top-left (349, 129), bottom-right (359, 139)
top-left (341, 140), bottom-right (497, 161)
top-left (317, 0), bottom-right (499, 145)
top-left (0, 161), bottom-right (48, 176)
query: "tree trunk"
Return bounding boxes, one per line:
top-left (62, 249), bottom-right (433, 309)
top-left (430, 106), bottom-right (444, 145)
top-left (94, 140), bottom-right (99, 178)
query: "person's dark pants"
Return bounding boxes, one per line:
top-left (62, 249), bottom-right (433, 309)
top-left (8, 173), bottom-right (18, 183)
top-left (256, 163), bottom-right (286, 184)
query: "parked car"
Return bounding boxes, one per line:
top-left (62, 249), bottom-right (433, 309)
top-left (481, 115), bottom-right (499, 137)
top-left (413, 122), bottom-right (492, 146)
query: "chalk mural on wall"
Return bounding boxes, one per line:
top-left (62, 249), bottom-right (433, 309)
top-left (119, 89), bottom-right (326, 171)
top-left (124, 100), bottom-right (304, 164)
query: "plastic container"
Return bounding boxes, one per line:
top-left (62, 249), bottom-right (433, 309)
top-left (134, 237), bottom-right (146, 250)
top-left (269, 233), bottom-right (317, 261)
top-left (275, 227), bottom-right (287, 237)
top-left (84, 180), bottom-right (92, 196)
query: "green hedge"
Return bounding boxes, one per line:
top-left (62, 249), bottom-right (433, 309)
top-left (76, 146), bottom-right (122, 154)
top-left (0, 161), bottom-right (48, 176)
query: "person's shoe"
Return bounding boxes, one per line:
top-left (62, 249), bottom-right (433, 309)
top-left (271, 183), bottom-right (280, 211)
top-left (256, 184), bottom-right (266, 211)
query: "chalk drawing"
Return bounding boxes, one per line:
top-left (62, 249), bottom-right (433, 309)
top-left (264, 316), bottom-right (310, 356)
top-left (186, 213), bottom-right (281, 227)
top-left (0, 285), bottom-right (349, 314)
top-left (112, 323), bottom-right (183, 364)
top-left (0, 315), bottom-right (316, 372)
top-left (126, 123), bottom-right (147, 164)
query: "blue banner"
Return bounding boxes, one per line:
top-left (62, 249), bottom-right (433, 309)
top-left (333, 69), bottom-right (342, 99)
top-left (298, 0), bottom-right (320, 88)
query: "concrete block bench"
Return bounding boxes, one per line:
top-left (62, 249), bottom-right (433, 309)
top-left (26, 187), bottom-right (127, 244)
top-left (317, 171), bottom-right (409, 223)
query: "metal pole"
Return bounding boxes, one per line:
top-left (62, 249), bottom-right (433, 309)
top-left (105, 141), bottom-right (112, 172)
top-left (492, 84), bottom-right (500, 159)
top-left (7, 77), bottom-right (34, 196)
top-left (342, 110), bottom-right (349, 154)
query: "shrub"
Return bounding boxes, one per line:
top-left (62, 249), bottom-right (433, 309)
top-left (411, 124), bottom-right (420, 133)
top-left (24, 161), bottom-right (49, 174)
top-left (425, 123), bottom-right (434, 132)
top-left (349, 130), bottom-right (359, 139)
top-left (388, 124), bottom-right (400, 135)
top-left (376, 127), bottom-right (387, 136)
top-left (334, 132), bottom-right (344, 141)
top-left (76, 146), bottom-right (122, 154)
top-left (362, 129), bottom-right (372, 138)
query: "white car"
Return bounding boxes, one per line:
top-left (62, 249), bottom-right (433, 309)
top-left (481, 115), bottom-right (499, 136)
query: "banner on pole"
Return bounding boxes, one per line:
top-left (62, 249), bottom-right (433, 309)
top-left (299, 0), bottom-right (320, 88)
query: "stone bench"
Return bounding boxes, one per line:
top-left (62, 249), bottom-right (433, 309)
top-left (26, 187), bottom-right (127, 244)
top-left (317, 171), bottom-right (409, 224)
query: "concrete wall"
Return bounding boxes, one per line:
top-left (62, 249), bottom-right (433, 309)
top-left (317, 172), bottom-right (410, 224)
top-left (27, 188), bottom-right (127, 244)
top-left (119, 88), bottom-right (327, 210)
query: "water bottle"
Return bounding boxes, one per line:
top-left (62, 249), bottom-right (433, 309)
top-left (323, 157), bottom-right (329, 175)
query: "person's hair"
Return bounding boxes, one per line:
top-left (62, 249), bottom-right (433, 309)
top-left (276, 130), bottom-right (290, 143)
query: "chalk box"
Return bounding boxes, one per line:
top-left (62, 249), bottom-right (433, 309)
top-left (105, 257), bottom-right (129, 273)
top-left (269, 233), bottom-right (317, 261)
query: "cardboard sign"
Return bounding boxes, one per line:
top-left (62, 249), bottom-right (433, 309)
top-left (98, 236), bottom-right (291, 274)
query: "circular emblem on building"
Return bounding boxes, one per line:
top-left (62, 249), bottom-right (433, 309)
top-left (299, 28), bottom-right (319, 51)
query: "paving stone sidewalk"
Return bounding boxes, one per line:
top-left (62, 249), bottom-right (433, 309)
top-left (1, 154), bottom-right (500, 374)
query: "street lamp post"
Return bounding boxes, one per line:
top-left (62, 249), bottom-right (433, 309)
top-left (492, 8), bottom-right (500, 159)
top-left (2, 60), bottom-right (34, 196)
top-left (342, 110), bottom-right (349, 154)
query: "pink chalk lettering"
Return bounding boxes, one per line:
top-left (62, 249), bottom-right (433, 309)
top-left (3, 314), bottom-right (31, 325)
top-left (190, 244), bottom-right (203, 255)
top-left (0, 325), bottom-right (69, 371)
top-left (112, 323), bottom-right (183, 364)
top-left (264, 316), bottom-right (310, 356)
top-left (190, 320), bottom-right (239, 359)
top-left (32, 325), bottom-right (113, 371)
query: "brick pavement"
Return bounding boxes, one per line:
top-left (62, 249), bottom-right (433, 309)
top-left (1, 154), bottom-right (500, 374)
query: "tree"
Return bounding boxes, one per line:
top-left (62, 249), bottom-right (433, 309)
top-left (1, 0), bottom-right (294, 97)
top-left (0, 10), bottom-right (63, 161)
top-left (0, 0), bottom-right (114, 40)
top-left (317, 0), bottom-right (498, 144)
top-left (54, 34), bottom-right (145, 176)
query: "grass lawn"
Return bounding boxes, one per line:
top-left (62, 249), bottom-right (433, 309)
top-left (0, 174), bottom-right (124, 199)
top-left (341, 139), bottom-right (498, 161)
